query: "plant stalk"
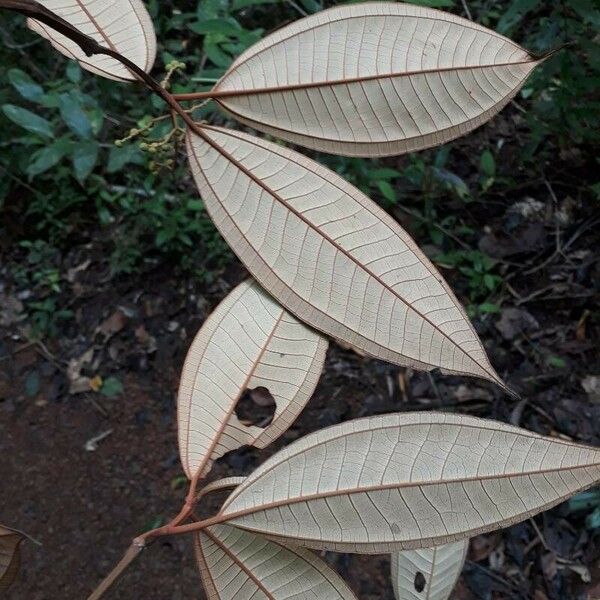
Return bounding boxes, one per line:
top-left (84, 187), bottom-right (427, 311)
top-left (86, 543), bottom-right (144, 600)
top-left (83, 483), bottom-right (200, 599)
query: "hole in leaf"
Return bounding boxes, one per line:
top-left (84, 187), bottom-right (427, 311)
top-left (414, 571), bottom-right (426, 593)
top-left (235, 387), bottom-right (276, 429)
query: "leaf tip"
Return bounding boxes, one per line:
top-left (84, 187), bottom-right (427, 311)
top-left (530, 43), bottom-right (573, 63)
top-left (481, 367), bottom-right (518, 399)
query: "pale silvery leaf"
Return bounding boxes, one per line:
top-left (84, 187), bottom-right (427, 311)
top-left (195, 523), bottom-right (357, 600)
top-left (186, 126), bottom-right (506, 389)
top-left (197, 477), bottom-right (247, 502)
top-left (214, 412), bottom-right (600, 553)
top-left (178, 279), bottom-right (328, 479)
top-left (391, 539), bottom-right (468, 600)
top-left (211, 3), bottom-right (544, 157)
top-left (28, 0), bottom-right (157, 81)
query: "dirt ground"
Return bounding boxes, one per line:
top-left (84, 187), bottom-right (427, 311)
top-left (2, 125), bottom-right (600, 599)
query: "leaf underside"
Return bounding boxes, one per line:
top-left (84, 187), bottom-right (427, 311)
top-left (392, 539), bottom-right (468, 600)
top-left (195, 523), bottom-right (357, 600)
top-left (214, 3), bottom-right (540, 157)
top-left (216, 412), bottom-right (600, 553)
top-left (178, 279), bottom-right (328, 479)
top-left (0, 526), bottom-right (25, 592)
top-left (28, 0), bottom-right (157, 81)
top-left (8, 2), bottom-right (592, 599)
top-left (198, 477), bottom-right (247, 502)
top-left (186, 126), bottom-right (505, 389)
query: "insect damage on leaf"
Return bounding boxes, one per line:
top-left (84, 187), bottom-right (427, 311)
top-left (234, 387), bottom-right (277, 428)
top-left (177, 279), bottom-right (328, 479)
top-left (392, 539), bottom-right (469, 600)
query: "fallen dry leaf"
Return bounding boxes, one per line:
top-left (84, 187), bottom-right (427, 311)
top-left (67, 348), bottom-right (95, 394)
top-left (66, 258), bottom-right (91, 283)
top-left (97, 309), bottom-right (128, 338)
top-left (134, 325), bottom-right (156, 352)
top-left (0, 525), bottom-right (25, 591)
top-left (0, 293), bottom-right (24, 327)
top-left (562, 562), bottom-right (591, 583)
top-left (469, 534), bottom-right (502, 562)
top-left (89, 375), bottom-right (103, 393)
top-left (541, 551), bottom-right (558, 581)
top-left (582, 376), bottom-right (600, 403)
top-left (84, 429), bottom-right (113, 452)
top-left (495, 307), bottom-right (539, 341)
top-left (453, 384), bottom-right (493, 403)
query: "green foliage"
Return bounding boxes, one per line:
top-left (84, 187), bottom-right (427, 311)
top-left (547, 355), bottom-right (567, 369)
top-left (0, 7), bottom-right (234, 322)
top-left (436, 249), bottom-right (503, 314)
top-left (481, 0), bottom-right (599, 152)
top-left (27, 297), bottom-right (73, 339)
top-left (7, 68), bottom-right (44, 102)
top-left (100, 376), bottom-right (124, 397)
top-left (2, 103), bottom-right (54, 138)
top-left (3, 66), bottom-right (103, 182)
top-left (569, 490), bottom-right (600, 530)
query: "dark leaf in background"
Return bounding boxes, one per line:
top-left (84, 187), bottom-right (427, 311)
top-left (72, 140), bottom-right (99, 183)
top-left (2, 104), bottom-right (54, 139)
top-left (26, 137), bottom-right (73, 178)
top-left (100, 376), bottom-right (123, 398)
top-left (7, 69), bottom-right (44, 103)
top-left (58, 93), bottom-right (92, 139)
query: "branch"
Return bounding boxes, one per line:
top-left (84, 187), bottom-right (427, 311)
top-left (1, 0), bottom-right (108, 56)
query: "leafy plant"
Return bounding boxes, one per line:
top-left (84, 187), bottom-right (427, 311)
top-left (1, 2), bottom-right (597, 600)
top-left (435, 249), bottom-right (503, 314)
top-left (0, 22), bottom-right (230, 288)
